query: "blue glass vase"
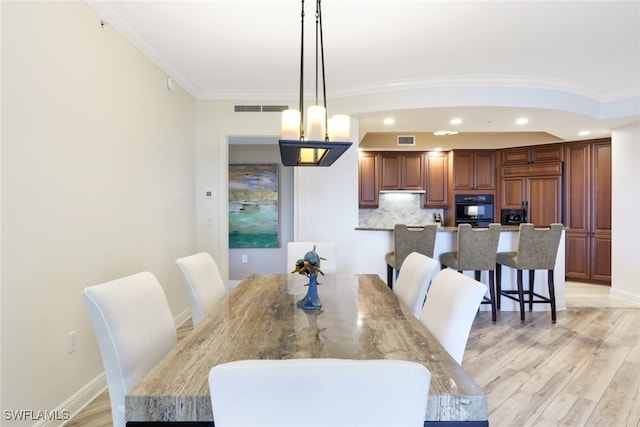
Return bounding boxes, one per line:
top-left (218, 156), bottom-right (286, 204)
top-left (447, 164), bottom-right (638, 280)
top-left (297, 273), bottom-right (322, 310)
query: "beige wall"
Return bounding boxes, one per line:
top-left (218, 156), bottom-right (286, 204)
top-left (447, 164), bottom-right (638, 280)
top-left (1, 1), bottom-right (196, 423)
top-left (611, 122), bottom-right (640, 303)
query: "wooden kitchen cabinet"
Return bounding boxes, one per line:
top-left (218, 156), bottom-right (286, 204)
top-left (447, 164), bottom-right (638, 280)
top-left (501, 144), bottom-right (563, 165)
top-left (423, 152), bottom-right (448, 208)
top-left (358, 152), bottom-right (380, 208)
top-left (380, 152), bottom-right (423, 191)
top-left (501, 175), bottom-right (562, 225)
top-left (451, 150), bottom-right (496, 191)
top-left (564, 139), bottom-right (611, 284)
top-left (499, 161), bottom-right (563, 225)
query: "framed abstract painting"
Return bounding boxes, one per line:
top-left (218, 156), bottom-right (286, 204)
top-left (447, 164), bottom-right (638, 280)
top-left (228, 164), bottom-right (279, 248)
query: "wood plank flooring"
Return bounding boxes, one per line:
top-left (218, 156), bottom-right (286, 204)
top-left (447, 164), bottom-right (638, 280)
top-left (66, 284), bottom-right (640, 427)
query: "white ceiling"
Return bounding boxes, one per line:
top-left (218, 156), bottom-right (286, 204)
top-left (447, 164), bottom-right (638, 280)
top-left (87, 0), bottom-right (640, 141)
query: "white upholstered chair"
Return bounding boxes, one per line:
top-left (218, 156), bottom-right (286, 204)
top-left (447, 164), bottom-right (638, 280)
top-left (209, 358), bottom-right (431, 427)
top-left (286, 242), bottom-right (337, 274)
top-left (419, 269), bottom-right (487, 364)
top-left (393, 252), bottom-right (439, 318)
top-left (176, 252), bottom-right (227, 326)
top-left (82, 272), bottom-right (177, 427)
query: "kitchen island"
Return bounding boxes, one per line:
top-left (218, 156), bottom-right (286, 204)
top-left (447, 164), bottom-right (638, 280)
top-left (356, 225), bottom-right (566, 313)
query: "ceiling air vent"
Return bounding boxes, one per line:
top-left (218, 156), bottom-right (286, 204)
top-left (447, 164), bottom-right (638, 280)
top-left (234, 105), bottom-right (289, 113)
top-left (261, 105), bottom-right (288, 112)
top-left (234, 105), bottom-right (261, 113)
top-left (397, 135), bottom-right (416, 146)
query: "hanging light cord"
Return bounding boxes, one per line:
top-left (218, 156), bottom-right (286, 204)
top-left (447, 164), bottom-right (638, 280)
top-left (298, 0), bottom-right (329, 141)
top-left (298, 0), bottom-right (305, 139)
top-left (317, 0), bottom-right (328, 141)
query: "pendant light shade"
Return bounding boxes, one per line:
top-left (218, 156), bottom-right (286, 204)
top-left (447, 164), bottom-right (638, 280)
top-left (278, 0), bottom-right (352, 167)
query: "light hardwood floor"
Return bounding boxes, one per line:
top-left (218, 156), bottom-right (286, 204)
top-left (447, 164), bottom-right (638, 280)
top-left (66, 283), bottom-right (640, 427)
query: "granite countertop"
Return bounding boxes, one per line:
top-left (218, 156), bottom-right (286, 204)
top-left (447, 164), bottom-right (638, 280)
top-left (356, 225), bottom-right (520, 232)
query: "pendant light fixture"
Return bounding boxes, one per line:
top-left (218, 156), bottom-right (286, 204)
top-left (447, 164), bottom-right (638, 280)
top-left (278, 0), bottom-right (352, 167)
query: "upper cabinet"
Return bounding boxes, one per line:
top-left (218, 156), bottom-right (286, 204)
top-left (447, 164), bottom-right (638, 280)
top-left (423, 152), bottom-right (449, 208)
top-left (358, 152), bottom-right (380, 208)
top-left (500, 144), bottom-right (563, 165)
top-left (451, 150), bottom-right (496, 191)
top-left (358, 150), bottom-right (448, 209)
top-left (380, 152), bottom-right (424, 191)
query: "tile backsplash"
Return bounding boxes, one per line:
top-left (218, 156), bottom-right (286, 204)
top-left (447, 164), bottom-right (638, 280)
top-left (358, 193), bottom-right (445, 229)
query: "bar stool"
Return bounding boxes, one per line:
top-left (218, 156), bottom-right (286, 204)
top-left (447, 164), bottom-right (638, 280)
top-left (496, 223), bottom-right (563, 322)
top-left (385, 224), bottom-right (437, 289)
top-left (438, 223), bottom-right (501, 322)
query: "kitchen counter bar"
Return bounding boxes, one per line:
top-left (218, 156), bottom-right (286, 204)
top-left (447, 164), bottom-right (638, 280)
top-left (357, 226), bottom-right (566, 313)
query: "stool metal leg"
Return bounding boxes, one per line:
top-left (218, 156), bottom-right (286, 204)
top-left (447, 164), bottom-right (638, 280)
top-left (528, 269), bottom-right (535, 311)
top-left (517, 269), bottom-right (525, 322)
top-left (495, 263), bottom-right (502, 310)
top-left (488, 270), bottom-right (497, 322)
top-left (548, 269), bottom-right (557, 323)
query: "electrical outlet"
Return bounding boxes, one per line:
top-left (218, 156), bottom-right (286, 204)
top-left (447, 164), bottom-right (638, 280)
top-left (241, 254), bottom-right (248, 264)
top-left (68, 330), bottom-right (77, 354)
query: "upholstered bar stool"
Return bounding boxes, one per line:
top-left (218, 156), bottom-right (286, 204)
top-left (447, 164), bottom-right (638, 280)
top-left (496, 223), bottom-right (563, 322)
top-left (439, 223), bottom-right (501, 321)
top-left (385, 224), bottom-right (438, 289)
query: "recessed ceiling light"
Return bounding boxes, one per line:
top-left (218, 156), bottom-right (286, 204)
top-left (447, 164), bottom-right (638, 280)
top-left (450, 118), bottom-right (462, 125)
top-left (578, 130), bottom-right (591, 137)
top-left (383, 118), bottom-right (395, 125)
top-left (434, 130), bottom-right (458, 136)
top-left (516, 117), bottom-right (529, 125)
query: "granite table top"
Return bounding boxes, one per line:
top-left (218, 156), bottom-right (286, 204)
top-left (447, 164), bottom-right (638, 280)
top-left (126, 274), bottom-right (487, 424)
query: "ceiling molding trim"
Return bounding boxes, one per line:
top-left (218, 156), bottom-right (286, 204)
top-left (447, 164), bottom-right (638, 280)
top-left (86, 1), bottom-right (199, 98)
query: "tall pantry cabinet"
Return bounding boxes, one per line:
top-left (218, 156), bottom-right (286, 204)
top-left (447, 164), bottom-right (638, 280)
top-left (564, 138), bottom-right (611, 284)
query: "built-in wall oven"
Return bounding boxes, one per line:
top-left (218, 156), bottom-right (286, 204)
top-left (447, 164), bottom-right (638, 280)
top-left (454, 194), bottom-right (495, 227)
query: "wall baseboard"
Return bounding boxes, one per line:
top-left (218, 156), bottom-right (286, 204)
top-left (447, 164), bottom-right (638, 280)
top-left (610, 287), bottom-right (640, 306)
top-left (174, 307), bottom-right (191, 328)
top-left (32, 372), bottom-right (107, 427)
top-left (47, 311), bottom-right (192, 427)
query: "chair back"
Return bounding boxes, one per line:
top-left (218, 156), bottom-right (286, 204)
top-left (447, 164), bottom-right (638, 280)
top-left (513, 223), bottom-right (564, 270)
top-left (394, 252), bottom-right (439, 318)
top-left (176, 252), bottom-right (227, 326)
top-left (394, 224), bottom-right (438, 269)
top-left (419, 269), bottom-right (486, 364)
top-left (287, 242), bottom-right (337, 274)
top-left (82, 272), bottom-right (177, 427)
top-left (456, 223), bottom-right (501, 271)
top-left (209, 358), bottom-right (431, 427)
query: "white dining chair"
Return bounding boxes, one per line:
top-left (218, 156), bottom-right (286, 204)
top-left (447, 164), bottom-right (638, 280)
top-left (82, 272), bottom-right (177, 427)
top-left (419, 268), bottom-right (487, 364)
top-left (286, 242), bottom-right (337, 274)
top-left (394, 252), bottom-right (439, 318)
top-left (209, 358), bottom-right (431, 427)
top-left (176, 252), bottom-right (227, 326)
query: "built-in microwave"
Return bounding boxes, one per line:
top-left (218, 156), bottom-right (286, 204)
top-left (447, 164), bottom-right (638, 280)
top-left (454, 194), bottom-right (495, 226)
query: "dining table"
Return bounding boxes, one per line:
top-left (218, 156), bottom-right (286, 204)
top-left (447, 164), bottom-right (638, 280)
top-left (125, 273), bottom-right (488, 426)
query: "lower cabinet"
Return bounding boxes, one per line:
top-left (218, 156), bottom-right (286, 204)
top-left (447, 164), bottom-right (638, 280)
top-left (566, 230), bottom-right (611, 283)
